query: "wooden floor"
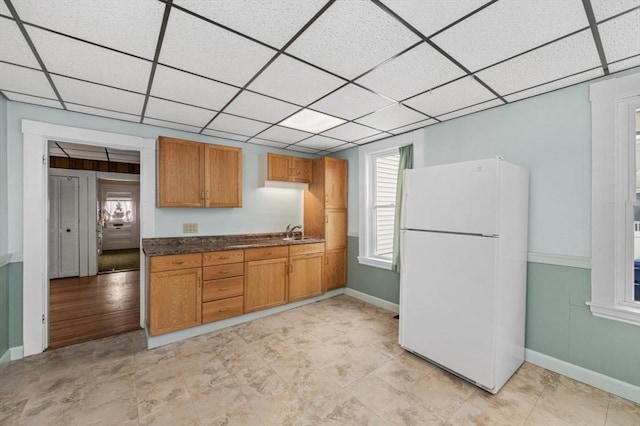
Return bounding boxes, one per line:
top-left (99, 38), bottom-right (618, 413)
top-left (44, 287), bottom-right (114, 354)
top-left (49, 270), bottom-right (141, 349)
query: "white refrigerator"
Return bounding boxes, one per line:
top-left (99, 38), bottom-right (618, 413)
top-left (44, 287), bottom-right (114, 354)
top-left (398, 157), bottom-right (529, 394)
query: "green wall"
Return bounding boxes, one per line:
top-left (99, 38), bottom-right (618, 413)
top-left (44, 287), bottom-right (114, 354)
top-left (347, 236), bottom-right (399, 303)
top-left (0, 263), bottom-right (8, 358)
top-left (8, 262), bottom-right (22, 347)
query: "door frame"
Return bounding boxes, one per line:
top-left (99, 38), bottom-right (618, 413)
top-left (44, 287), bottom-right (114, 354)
top-left (22, 119), bottom-right (155, 357)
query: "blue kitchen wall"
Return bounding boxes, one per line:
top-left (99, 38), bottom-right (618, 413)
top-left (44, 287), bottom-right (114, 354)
top-left (0, 94), bottom-right (9, 358)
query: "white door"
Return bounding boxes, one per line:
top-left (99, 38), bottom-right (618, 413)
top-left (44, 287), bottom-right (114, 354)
top-left (49, 176), bottom-right (80, 278)
top-left (399, 230), bottom-right (498, 390)
top-left (48, 176), bottom-right (60, 278)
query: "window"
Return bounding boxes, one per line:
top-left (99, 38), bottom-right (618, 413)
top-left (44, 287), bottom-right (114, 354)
top-left (590, 72), bottom-right (640, 326)
top-left (373, 151), bottom-right (400, 260)
top-left (634, 109), bottom-right (640, 303)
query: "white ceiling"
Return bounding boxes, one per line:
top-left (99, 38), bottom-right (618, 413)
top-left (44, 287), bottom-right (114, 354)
top-left (1, 0), bottom-right (638, 156)
top-left (49, 141), bottom-right (140, 164)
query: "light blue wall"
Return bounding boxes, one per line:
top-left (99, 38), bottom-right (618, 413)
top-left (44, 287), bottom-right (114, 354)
top-left (0, 94), bottom-right (7, 255)
top-left (0, 264), bottom-right (8, 358)
top-left (8, 262), bottom-right (22, 348)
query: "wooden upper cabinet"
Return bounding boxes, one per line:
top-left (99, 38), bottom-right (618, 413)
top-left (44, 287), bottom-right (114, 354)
top-left (325, 157), bottom-right (347, 209)
top-left (267, 153), bottom-right (312, 184)
top-left (157, 137), bottom-right (204, 207)
top-left (157, 136), bottom-right (242, 208)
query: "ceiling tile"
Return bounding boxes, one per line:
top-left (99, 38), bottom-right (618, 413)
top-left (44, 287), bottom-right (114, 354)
top-left (432, 0), bottom-right (589, 71)
top-left (207, 113), bottom-right (271, 136)
top-left (255, 125), bottom-right (313, 144)
top-left (608, 55), bottom-right (640, 73)
top-left (52, 75), bottom-right (145, 115)
top-left (321, 122), bottom-right (380, 142)
top-left (0, 62), bottom-right (56, 99)
top-left (143, 117), bottom-right (202, 134)
top-left (224, 91), bottom-right (301, 123)
top-left (353, 133), bottom-right (390, 145)
top-left (174, 0), bottom-right (327, 49)
top-left (145, 97), bottom-right (216, 129)
top-left (286, 145), bottom-right (320, 154)
top-left (598, 9), bottom-right (640, 64)
top-left (109, 154), bottom-right (140, 164)
top-left (475, 30), bottom-right (602, 96)
top-left (48, 146), bottom-right (66, 157)
top-left (0, 17), bottom-right (39, 68)
top-left (437, 99), bottom-right (505, 121)
top-left (327, 143), bottom-right (357, 152)
top-left (109, 148), bottom-right (140, 157)
top-left (63, 150), bottom-right (107, 161)
top-left (67, 103), bottom-right (140, 122)
top-left (388, 118), bottom-right (436, 135)
top-left (201, 128), bottom-right (250, 142)
top-left (2, 91), bottom-right (62, 109)
top-left (248, 55), bottom-right (345, 106)
top-left (356, 43), bottom-right (466, 101)
top-left (12, 0), bottom-right (164, 59)
top-left (504, 69), bottom-right (604, 103)
top-left (58, 142), bottom-right (104, 153)
top-left (27, 27), bottom-right (152, 93)
top-left (380, 0), bottom-right (491, 38)
top-left (310, 84), bottom-right (395, 120)
top-left (160, 7), bottom-right (275, 86)
top-left (355, 104), bottom-right (428, 131)
top-left (151, 65), bottom-right (239, 111)
top-left (247, 138), bottom-right (289, 148)
top-left (296, 135), bottom-right (344, 150)
top-left (286, 0), bottom-right (420, 79)
top-left (404, 76), bottom-right (496, 117)
top-left (0, 2), bottom-right (10, 15)
top-left (591, 0), bottom-right (640, 21)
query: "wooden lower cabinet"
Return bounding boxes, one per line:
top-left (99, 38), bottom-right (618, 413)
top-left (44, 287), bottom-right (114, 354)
top-left (202, 295), bottom-right (243, 323)
top-left (149, 267), bottom-right (202, 336)
top-left (202, 250), bottom-right (244, 324)
top-left (289, 243), bottom-right (324, 302)
top-left (325, 249), bottom-right (346, 291)
top-left (244, 257), bottom-right (288, 313)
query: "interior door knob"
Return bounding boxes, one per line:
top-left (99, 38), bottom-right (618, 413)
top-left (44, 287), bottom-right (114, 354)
top-left (66, 229), bottom-right (71, 232)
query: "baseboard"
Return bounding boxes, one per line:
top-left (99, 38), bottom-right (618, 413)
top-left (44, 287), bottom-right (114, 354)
top-left (344, 288), bottom-right (399, 313)
top-left (0, 348), bottom-right (10, 367)
top-left (525, 349), bottom-right (640, 403)
top-left (10, 346), bottom-right (23, 360)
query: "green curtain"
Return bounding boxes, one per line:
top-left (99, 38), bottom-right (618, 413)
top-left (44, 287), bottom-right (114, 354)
top-left (391, 144), bottom-right (413, 272)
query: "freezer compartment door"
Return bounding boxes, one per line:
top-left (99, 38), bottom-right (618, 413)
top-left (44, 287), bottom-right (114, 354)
top-left (399, 230), bottom-right (497, 390)
top-left (403, 158), bottom-right (499, 236)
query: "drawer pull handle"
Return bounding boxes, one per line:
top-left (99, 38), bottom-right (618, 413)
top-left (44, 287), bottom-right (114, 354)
top-left (171, 261), bottom-right (184, 265)
top-left (264, 252), bottom-right (272, 256)
top-left (219, 270), bottom-right (230, 274)
top-left (219, 256), bottom-right (228, 259)
top-left (218, 288), bottom-right (228, 292)
top-left (218, 307), bottom-right (230, 312)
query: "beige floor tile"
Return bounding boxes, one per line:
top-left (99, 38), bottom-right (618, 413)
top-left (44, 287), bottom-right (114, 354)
top-left (410, 367), bottom-right (477, 420)
top-left (445, 400), bottom-right (516, 426)
top-left (345, 373), bottom-right (406, 415)
top-left (605, 395), bottom-right (640, 426)
top-left (378, 392), bottom-right (445, 425)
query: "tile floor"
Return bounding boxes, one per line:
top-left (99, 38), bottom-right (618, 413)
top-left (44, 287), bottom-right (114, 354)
top-left (1, 295), bottom-right (638, 425)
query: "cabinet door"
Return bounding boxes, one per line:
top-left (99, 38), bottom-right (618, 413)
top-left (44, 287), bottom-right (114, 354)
top-left (291, 157), bottom-right (312, 183)
top-left (149, 267), bottom-right (202, 336)
top-left (158, 137), bottom-right (204, 207)
top-left (205, 144), bottom-right (242, 207)
top-left (289, 253), bottom-right (324, 302)
top-left (325, 157), bottom-right (347, 209)
top-left (267, 153), bottom-right (291, 182)
top-left (244, 258), bottom-right (288, 313)
top-left (325, 249), bottom-right (346, 291)
top-left (325, 209), bottom-right (347, 250)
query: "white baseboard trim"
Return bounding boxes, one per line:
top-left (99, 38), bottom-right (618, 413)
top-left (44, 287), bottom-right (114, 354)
top-left (0, 348), bottom-right (10, 367)
top-left (527, 252), bottom-right (591, 269)
top-left (525, 349), bottom-right (640, 403)
top-left (0, 253), bottom-right (11, 268)
top-left (10, 346), bottom-right (24, 360)
top-left (344, 288), bottom-right (399, 313)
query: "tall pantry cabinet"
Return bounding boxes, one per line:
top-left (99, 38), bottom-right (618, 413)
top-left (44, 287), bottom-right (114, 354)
top-left (304, 157), bottom-right (347, 290)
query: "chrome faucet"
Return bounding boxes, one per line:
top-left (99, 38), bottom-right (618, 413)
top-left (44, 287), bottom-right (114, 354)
top-left (286, 224), bottom-right (302, 239)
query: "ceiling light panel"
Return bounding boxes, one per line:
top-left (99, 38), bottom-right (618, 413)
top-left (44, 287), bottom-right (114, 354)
top-left (591, 0), bottom-right (640, 21)
top-left (296, 135), bottom-right (344, 150)
top-left (160, 8), bottom-right (275, 87)
top-left (388, 118), bottom-right (436, 135)
top-left (504, 69), bottom-right (604, 103)
top-left (598, 9), bottom-right (640, 63)
top-left (322, 122), bottom-right (381, 141)
top-left (143, 117), bottom-right (203, 134)
top-left (207, 113), bottom-right (271, 136)
top-left (52, 75), bottom-right (145, 115)
top-left (436, 99), bottom-right (504, 122)
top-left (174, 0), bottom-right (327, 49)
top-left (11, 0), bottom-right (164, 60)
top-left (476, 30), bottom-right (601, 96)
top-left (310, 84), bottom-right (395, 120)
top-left (67, 104), bottom-right (140, 123)
top-left (356, 43), bottom-right (466, 101)
top-left (145, 97), bottom-right (216, 129)
top-left (608, 55), bottom-right (640, 73)
top-left (355, 104), bottom-right (428, 131)
top-left (404, 76), bottom-right (496, 117)
top-left (224, 91), bottom-right (301, 123)
top-left (247, 138), bottom-right (288, 148)
top-left (286, 0), bottom-right (420, 80)
top-left (432, 0), bottom-right (589, 71)
top-left (2, 92), bottom-right (62, 109)
top-left (27, 27), bottom-right (152, 93)
top-left (380, 0), bottom-right (492, 38)
top-left (0, 18), bottom-right (39, 68)
top-left (255, 125), bottom-right (313, 144)
top-left (280, 109), bottom-right (345, 133)
top-left (0, 62), bottom-right (56, 99)
top-left (248, 55), bottom-right (345, 106)
top-left (151, 65), bottom-right (239, 111)
top-left (201, 128), bottom-right (249, 142)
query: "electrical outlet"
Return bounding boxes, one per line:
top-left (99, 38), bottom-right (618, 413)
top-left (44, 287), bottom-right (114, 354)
top-left (183, 223), bottom-right (198, 233)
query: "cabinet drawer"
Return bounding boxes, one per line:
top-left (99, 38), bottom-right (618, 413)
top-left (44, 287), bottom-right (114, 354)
top-left (203, 263), bottom-right (243, 280)
top-left (150, 253), bottom-right (202, 272)
top-left (202, 296), bottom-right (243, 323)
top-left (244, 246), bottom-right (288, 261)
top-left (203, 276), bottom-right (243, 302)
top-left (289, 242), bottom-right (324, 256)
top-left (203, 249), bottom-right (244, 266)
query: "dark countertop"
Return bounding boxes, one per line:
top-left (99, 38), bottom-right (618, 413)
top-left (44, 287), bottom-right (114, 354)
top-left (142, 232), bottom-right (325, 256)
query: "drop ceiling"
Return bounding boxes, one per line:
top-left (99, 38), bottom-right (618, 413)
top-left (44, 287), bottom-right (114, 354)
top-left (49, 141), bottom-right (140, 164)
top-left (1, 0), bottom-right (638, 155)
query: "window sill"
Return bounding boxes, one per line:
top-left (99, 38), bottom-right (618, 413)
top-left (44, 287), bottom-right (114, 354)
top-left (587, 302), bottom-right (640, 326)
top-left (357, 256), bottom-right (393, 271)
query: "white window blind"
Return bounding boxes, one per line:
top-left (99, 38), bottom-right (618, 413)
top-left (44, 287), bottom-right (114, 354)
top-left (373, 152), bottom-right (400, 259)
